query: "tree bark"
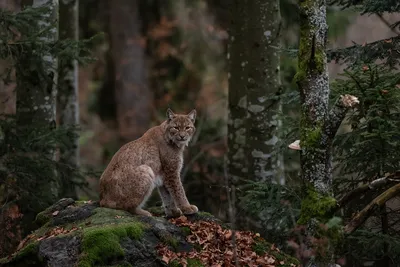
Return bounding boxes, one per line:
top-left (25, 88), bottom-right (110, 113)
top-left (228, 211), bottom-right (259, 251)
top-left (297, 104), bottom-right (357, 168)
top-left (245, 0), bottom-right (283, 184)
top-left (227, 0), bottom-right (249, 186)
top-left (17, 0), bottom-right (59, 192)
top-left (0, 1), bottom-right (19, 117)
top-left (227, 0), bottom-right (249, 229)
top-left (58, 0), bottom-right (79, 199)
top-left (227, 0), bottom-right (285, 234)
top-left (2, 0), bottom-right (60, 257)
top-left (17, 0), bottom-right (58, 131)
top-left (108, 0), bottom-right (152, 144)
top-left (295, 0), bottom-right (358, 266)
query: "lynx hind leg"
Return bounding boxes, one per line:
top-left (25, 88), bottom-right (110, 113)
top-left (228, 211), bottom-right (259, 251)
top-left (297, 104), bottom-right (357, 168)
top-left (124, 165), bottom-right (156, 217)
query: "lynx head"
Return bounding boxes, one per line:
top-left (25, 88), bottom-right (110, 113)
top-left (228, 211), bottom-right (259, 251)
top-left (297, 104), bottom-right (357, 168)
top-left (165, 108), bottom-right (196, 148)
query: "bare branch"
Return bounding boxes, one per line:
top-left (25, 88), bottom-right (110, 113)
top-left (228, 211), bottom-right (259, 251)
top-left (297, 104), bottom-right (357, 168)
top-left (375, 14), bottom-right (400, 35)
top-left (325, 94), bottom-right (359, 138)
top-left (337, 171), bottom-right (400, 209)
top-left (344, 182), bottom-right (400, 234)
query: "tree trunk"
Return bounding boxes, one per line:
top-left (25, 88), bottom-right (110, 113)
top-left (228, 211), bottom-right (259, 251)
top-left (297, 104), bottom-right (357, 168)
top-left (227, 0), bottom-right (249, 229)
top-left (296, 0), bottom-right (333, 264)
top-left (58, 0), bottom-right (79, 199)
top-left (227, 0), bottom-right (249, 190)
top-left (17, 0), bottom-right (59, 190)
top-left (245, 0), bottom-right (283, 184)
top-left (1, 0), bottom-right (60, 257)
top-left (18, 0), bottom-right (58, 129)
top-left (295, 0), bottom-right (358, 266)
top-left (0, 1), bottom-right (19, 117)
top-left (227, 0), bottom-right (285, 233)
top-left (108, 0), bottom-right (152, 144)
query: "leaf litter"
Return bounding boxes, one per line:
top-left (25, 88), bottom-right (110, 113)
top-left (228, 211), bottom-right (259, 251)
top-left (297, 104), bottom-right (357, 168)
top-left (157, 215), bottom-right (295, 267)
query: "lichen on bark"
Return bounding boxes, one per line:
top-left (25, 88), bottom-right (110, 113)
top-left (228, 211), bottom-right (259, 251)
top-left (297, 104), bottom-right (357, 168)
top-left (294, 0), bottom-right (358, 266)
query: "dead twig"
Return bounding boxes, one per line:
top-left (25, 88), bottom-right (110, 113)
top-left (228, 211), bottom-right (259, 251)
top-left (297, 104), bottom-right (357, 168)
top-left (344, 182), bottom-right (400, 234)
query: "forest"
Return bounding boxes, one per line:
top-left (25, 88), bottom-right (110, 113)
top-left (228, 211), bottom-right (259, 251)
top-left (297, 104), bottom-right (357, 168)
top-left (0, 0), bottom-right (400, 266)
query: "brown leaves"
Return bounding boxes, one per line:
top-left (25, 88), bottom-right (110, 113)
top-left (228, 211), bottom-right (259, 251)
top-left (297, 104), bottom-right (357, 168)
top-left (157, 216), bottom-right (285, 267)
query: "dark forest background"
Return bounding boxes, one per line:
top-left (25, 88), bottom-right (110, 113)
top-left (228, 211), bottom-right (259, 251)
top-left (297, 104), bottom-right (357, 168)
top-left (1, 0), bottom-right (400, 266)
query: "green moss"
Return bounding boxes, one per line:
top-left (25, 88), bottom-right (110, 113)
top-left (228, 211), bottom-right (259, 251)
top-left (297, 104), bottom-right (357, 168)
top-left (303, 125), bottom-right (322, 148)
top-left (87, 207), bottom-right (134, 226)
top-left (198, 211), bottom-right (213, 217)
top-left (168, 258), bottom-right (204, 267)
top-left (180, 226), bottom-right (191, 236)
top-left (297, 187), bottom-right (337, 225)
top-left (147, 206), bottom-right (165, 216)
top-left (35, 210), bottom-right (52, 226)
top-left (169, 260), bottom-right (181, 267)
top-left (75, 200), bottom-right (91, 206)
top-left (0, 242), bottom-right (40, 266)
top-left (294, 0), bottom-right (327, 85)
top-left (252, 238), bottom-right (300, 267)
top-left (187, 258), bottom-right (204, 267)
top-left (253, 239), bottom-right (269, 256)
top-left (313, 52), bottom-right (325, 73)
top-left (161, 234), bottom-right (179, 251)
top-left (78, 222), bottom-right (145, 267)
top-left (300, 116), bottom-right (323, 149)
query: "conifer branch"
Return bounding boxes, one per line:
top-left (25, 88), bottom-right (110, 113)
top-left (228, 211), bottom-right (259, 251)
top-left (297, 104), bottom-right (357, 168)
top-left (327, 35), bottom-right (400, 66)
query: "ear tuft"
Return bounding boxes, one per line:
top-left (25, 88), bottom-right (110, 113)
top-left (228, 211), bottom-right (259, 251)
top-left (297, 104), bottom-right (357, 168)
top-left (167, 108), bottom-right (175, 121)
top-left (187, 109), bottom-right (196, 122)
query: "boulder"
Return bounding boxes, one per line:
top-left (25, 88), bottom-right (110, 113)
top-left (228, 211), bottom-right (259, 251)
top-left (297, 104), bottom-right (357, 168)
top-left (0, 199), bottom-right (300, 267)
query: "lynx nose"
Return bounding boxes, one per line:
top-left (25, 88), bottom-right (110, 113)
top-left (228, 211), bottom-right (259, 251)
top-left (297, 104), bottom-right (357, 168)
top-left (179, 133), bottom-right (185, 140)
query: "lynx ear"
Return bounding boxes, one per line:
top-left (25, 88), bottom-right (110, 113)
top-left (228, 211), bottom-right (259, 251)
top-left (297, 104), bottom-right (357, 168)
top-left (166, 108), bottom-right (175, 121)
top-left (187, 109), bottom-right (196, 123)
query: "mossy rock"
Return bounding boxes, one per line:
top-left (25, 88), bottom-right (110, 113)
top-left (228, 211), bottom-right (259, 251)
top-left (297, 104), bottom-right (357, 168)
top-left (1, 199), bottom-right (300, 267)
top-left (0, 199), bottom-right (191, 267)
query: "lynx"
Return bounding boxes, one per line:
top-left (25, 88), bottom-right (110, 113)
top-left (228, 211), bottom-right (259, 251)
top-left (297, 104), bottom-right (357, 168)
top-left (99, 108), bottom-right (198, 217)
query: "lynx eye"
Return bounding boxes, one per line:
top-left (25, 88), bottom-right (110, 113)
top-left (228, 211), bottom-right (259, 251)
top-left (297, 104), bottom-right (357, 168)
top-left (185, 126), bottom-right (191, 130)
top-left (173, 127), bottom-right (179, 130)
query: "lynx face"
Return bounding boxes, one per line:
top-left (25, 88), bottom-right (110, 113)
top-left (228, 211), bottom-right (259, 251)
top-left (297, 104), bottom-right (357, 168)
top-left (166, 109), bottom-right (196, 147)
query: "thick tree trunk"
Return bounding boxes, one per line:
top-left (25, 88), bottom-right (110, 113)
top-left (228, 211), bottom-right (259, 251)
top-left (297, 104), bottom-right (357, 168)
top-left (58, 0), bottom-right (79, 199)
top-left (2, 0), bottom-right (60, 257)
top-left (108, 0), bottom-right (152, 144)
top-left (227, 0), bottom-right (285, 234)
top-left (17, 0), bottom-right (58, 131)
top-left (295, 0), bottom-right (358, 266)
top-left (17, 0), bottom-right (59, 191)
top-left (227, 0), bottom-right (249, 230)
top-left (245, 0), bottom-right (283, 183)
top-left (227, 0), bottom-right (249, 186)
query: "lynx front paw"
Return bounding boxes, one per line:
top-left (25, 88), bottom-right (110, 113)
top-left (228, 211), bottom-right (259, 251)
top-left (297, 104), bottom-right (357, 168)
top-left (165, 207), bottom-right (182, 218)
top-left (180, 204), bottom-right (198, 215)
